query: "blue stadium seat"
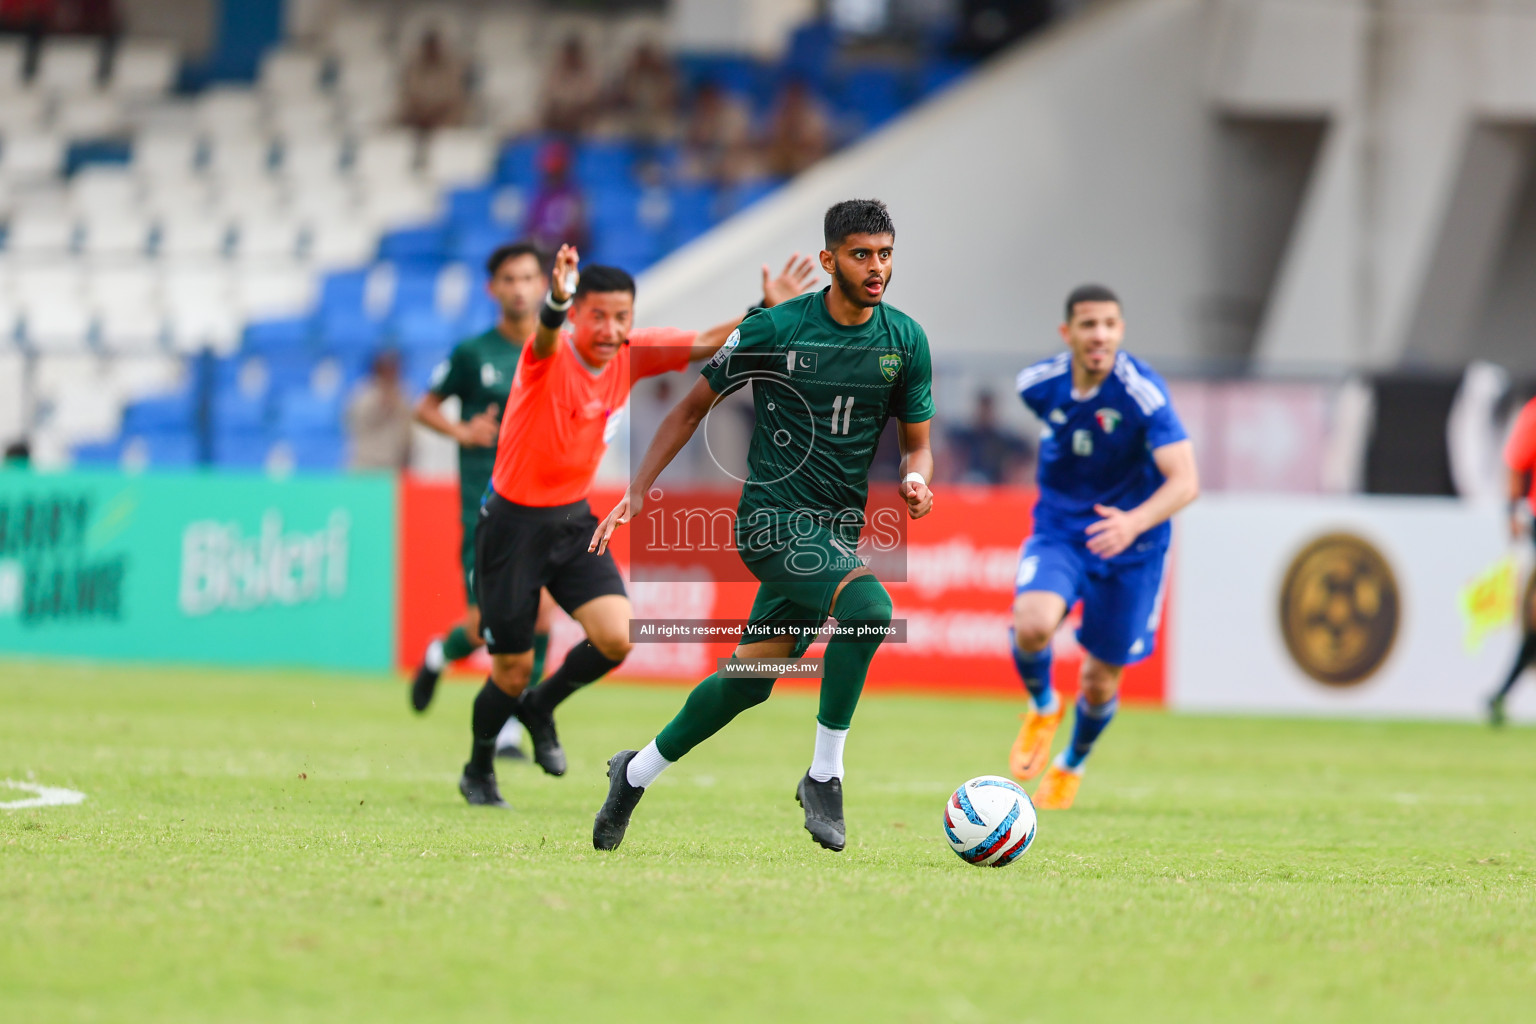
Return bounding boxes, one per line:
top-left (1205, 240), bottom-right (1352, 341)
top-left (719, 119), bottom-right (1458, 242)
top-left (403, 350), bottom-right (444, 394)
top-left (836, 63), bottom-right (908, 130)
top-left (669, 184), bottom-right (719, 248)
top-left (212, 431), bottom-right (271, 469)
top-left (72, 439), bottom-right (121, 468)
top-left (574, 141), bottom-right (637, 189)
top-left (447, 185), bottom-right (497, 227)
top-left (319, 270), bottom-right (370, 318)
top-left (315, 308), bottom-right (383, 352)
top-left (496, 136), bottom-right (548, 188)
top-left (719, 178), bottom-right (781, 218)
top-left (211, 391), bottom-right (268, 434)
top-left (122, 391), bottom-right (196, 433)
top-left (128, 430), bottom-right (199, 468)
top-left (242, 317), bottom-right (312, 358)
top-left (288, 435), bottom-right (344, 471)
top-left (782, 22), bottom-right (837, 87)
top-left (390, 265), bottom-right (441, 318)
top-left (394, 309), bottom-right (456, 352)
top-left (917, 57), bottom-right (972, 98)
top-left (450, 223), bottom-right (512, 266)
top-left (378, 225), bottom-right (450, 266)
top-left (277, 391), bottom-right (342, 437)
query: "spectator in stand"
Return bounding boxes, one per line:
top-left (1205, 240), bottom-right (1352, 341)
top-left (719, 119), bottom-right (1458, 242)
top-left (948, 390), bottom-right (1035, 484)
top-left (3, 440), bottom-right (30, 469)
top-left (764, 80), bottom-right (831, 178)
top-left (541, 35), bottom-right (603, 136)
top-left (345, 350), bottom-right (414, 471)
top-left (525, 141), bottom-right (589, 254)
top-left (614, 40), bottom-right (680, 146)
top-left (680, 82), bottom-right (756, 184)
top-left (399, 29), bottom-right (469, 132)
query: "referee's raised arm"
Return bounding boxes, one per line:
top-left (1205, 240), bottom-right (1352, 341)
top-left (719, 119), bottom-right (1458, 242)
top-left (533, 243), bottom-right (580, 359)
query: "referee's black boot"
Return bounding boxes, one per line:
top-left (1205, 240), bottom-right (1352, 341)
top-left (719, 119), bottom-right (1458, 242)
top-left (593, 750), bottom-right (646, 850)
top-left (796, 773), bottom-right (846, 852)
top-left (515, 692), bottom-right (567, 776)
top-left (458, 766), bottom-right (511, 809)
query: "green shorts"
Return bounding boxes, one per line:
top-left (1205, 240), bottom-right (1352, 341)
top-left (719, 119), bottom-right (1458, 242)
top-left (738, 515), bottom-right (866, 658)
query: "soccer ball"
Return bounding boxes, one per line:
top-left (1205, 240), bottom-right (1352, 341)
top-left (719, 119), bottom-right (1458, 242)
top-left (943, 775), bottom-right (1037, 866)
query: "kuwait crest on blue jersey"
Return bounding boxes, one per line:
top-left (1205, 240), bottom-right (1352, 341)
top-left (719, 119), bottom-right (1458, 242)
top-left (879, 353), bottom-right (901, 381)
top-left (1095, 408), bottom-right (1123, 433)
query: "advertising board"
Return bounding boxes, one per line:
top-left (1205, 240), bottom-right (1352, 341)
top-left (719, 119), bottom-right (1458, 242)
top-left (0, 470), bottom-right (397, 671)
top-left (1171, 495), bottom-right (1533, 720)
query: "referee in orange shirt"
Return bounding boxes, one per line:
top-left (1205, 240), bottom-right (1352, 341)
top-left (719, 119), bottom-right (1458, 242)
top-left (459, 243), bottom-right (818, 806)
top-left (1490, 392), bottom-right (1536, 726)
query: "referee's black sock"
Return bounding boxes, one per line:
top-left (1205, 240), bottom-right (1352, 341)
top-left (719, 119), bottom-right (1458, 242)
top-left (468, 679), bottom-right (520, 775)
top-left (1495, 632), bottom-right (1536, 700)
top-left (523, 641), bottom-right (622, 716)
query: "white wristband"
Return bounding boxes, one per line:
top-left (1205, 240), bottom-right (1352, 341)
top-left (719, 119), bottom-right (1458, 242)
top-left (544, 290), bottom-right (573, 312)
top-left (903, 472), bottom-right (927, 487)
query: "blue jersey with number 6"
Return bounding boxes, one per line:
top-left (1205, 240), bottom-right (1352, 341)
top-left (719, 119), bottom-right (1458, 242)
top-left (1016, 351), bottom-right (1186, 562)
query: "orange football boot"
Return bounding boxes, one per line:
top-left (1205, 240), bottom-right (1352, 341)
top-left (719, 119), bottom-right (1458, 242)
top-left (1009, 702), bottom-right (1065, 781)
top-left (1032, 761), bottom-right (1083, 810)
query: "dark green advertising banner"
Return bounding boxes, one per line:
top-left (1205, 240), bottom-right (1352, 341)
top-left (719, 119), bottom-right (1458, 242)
top-left (0, 471), bottom-right (396, 671)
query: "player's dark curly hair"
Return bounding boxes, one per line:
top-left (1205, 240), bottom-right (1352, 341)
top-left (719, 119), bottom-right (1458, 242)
top-left (575, 264), bottom-right (636, 298)
top-left (1064, 283), bottom-right (1121, 322)
top-left (824, 199), bottom-right (895, 248)
top-left (485, 241), bottom-right (546, 277)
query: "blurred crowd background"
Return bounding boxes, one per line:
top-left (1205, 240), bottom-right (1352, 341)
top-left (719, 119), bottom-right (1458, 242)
top-left (0, 0), bottom-right (1531, 503)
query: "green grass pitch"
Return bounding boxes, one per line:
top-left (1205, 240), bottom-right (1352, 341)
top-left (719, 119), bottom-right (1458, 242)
top-left (2, 660), bottom-right (1534, 1022)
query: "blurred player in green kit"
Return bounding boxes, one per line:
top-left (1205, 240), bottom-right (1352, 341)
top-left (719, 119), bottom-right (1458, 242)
top-left (410, 242), bottom-right (556, 758)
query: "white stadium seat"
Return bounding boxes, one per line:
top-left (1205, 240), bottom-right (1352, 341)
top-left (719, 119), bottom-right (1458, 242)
top-left (164, 263), bottom-right (239, 355)
top-left (359, 178), bottom-right (438, 229)
top-left (0, 37), bottom-right (25, 91)
top-left (397, 3), bottom-right (470, 53)
top-left (478, 62), bottom-right (541, 133)
top-left (98, 302), bottom-right (166, 354)
top-left (425, 128), bottom-right (495, 187)
top-left (7, 209), bottom-right (76, 256)
top-left (141, 173), bottom-right (214, 219)
top-left (306, 218), bottom-right (377, 269)
top-left (0, 90), bottom-right (47, 134)
top-left (89, 262), bottom-right (159, 308)
top-left (15, 263), bottom-right (85, 303)
top-left (36, 38), bottom-right (102, 94)
top-left (268, 97), bottom-right (339, 139)
top-left (326, 7), bottom-right (390, 59)
top-left (352, 131), bottom-right (417, 183)
top-left (70, 166), bottom-right (140, 213)
top-left (0, 350), bottom-right (24, 439)
top-left (23, 302), bottom-right (94, 353)
top-left (0, 294), bottom-right (19, 350)
top-left (132, 130), bottom-right (202, 178)
top-left (156, 215), bottom-right (229, 260)
top-left (231, 215), bottom-right (302, 262)
top-left (81, 213), bottom-right (153, 259)
top-left (0, 133), bottom-right (67, 183)
top-left (110, 40), bottom-right (180, 99)
top-left (195, 87), bottom-right (263, 137)
top-left (237, 264), bottom-right (315, 318)
top-left (106, 354), bottom-right (184, 402)
top-left (204, 136), bottom-right (275, 180)
top-left (56, 93), bottom-right (127, 138)
top-left (280, 137), bottom-right (345, 183)
top-left (259, 48), bottom-right (324, 99)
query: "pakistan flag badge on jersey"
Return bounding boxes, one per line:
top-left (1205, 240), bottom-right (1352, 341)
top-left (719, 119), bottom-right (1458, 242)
top-left (878, 353), bottom-right (901, 381)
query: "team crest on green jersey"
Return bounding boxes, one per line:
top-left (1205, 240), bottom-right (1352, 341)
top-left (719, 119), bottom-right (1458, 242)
top-left (1095, 408), bottom-right (1122, 433)
top-left (878, 353), bottom-right (901, 381)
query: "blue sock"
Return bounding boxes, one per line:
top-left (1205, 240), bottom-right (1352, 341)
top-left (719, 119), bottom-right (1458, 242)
top-left (1063, 695), bottom-right (1118, 770)
top-left (1009, 629), bottom-right (1059, 713)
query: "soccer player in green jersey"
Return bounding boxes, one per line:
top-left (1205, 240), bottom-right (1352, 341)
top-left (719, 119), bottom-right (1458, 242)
top-left (409, 242), bottom-right (556, 748)
top-left (588, 199), bottom-right (935, 852)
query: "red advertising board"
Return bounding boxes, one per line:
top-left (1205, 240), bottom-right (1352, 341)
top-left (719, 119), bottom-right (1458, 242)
top-left (396, 478), bottom-right (1167, 703)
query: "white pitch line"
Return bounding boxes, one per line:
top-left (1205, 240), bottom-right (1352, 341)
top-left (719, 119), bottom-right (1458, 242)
top-left (1, 780), bottom-right (87, 810)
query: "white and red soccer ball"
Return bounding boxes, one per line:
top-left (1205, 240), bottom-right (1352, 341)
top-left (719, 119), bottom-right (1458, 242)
top-left (943, 775), bottom-right (1037, 866)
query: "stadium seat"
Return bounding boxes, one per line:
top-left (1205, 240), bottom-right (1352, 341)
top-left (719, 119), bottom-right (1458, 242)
top-left (268, 97), bottom-right (339, 139)
top-left (0, 134), bottom-right (67, 184)
top-left (122, 390), bottom-right (196, 433)
top-left (132, 131), bottom-right (202, 179)
top-left (56, 94), bottom-right (127, 139)
top-left (574, 140), bottom-right (638, 189)
top-left (259, 48), bottom-right (325, 99)
top-left (286, 433), bottom-right (344, 471)
top-left (425, 129), bottom-right (496, 188)
top-left (315, 308), bottom-right (383, 352)
top-left (156, 215), bottom-right (229, 260)
top-left (353, 131), bottom-right (417, 184)
top-left (378, 225), bottom-right (450, 266)
top-left (109, 40), bottom-right (180, 99)
top-left (277, 390), bottom-right (342, 436)
top-left (360, 179), bottom-right (439, 229)
top-left (236, 264), bottom-right (314, 319)
top-left (22, 304), bottom-right (94, 353)
top-left (306, 218), bottom-right (378, 269)
top-left (6, 210), bottom-right (77, 256)
top-left (72, 438), bottom-right (122, 467)
top-left (211, 390), bottom-right (269, 434)
top-left (231, 216), bottom-right (303, 263)
top-left (196, 87), bottom-right (263, 138)
top-left (98, 304), bottom-right (166, 354)
top-left (70, 166), bottom-right (140, 213)
top-left (243, 317), bottom-right (313, 358)
top-left (477, 62), bottom-right (541, 134)
top-left (280, 137), bottom-right (345, 184)
top-left (36, 38), bottom-right (103, 94)
top-left (495, 137), bottom-right (548, 188)
top-left (0, 37), bottom-right (24, 91)
top-left (121, 430), bottom-right (200, 468)
top-left (393, 308), bottom-right (455, 352)
top-left (0, 90), bottom-right (47, 135)
top-left (81, 213), bottom-right (152, 259)
top-left (212, 430), bottom-right (273, 469)
top-left (835, 64), bottom-right (908, 130)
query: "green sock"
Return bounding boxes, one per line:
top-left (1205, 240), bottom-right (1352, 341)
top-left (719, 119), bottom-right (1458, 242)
top-left (531, 633), bottom-right (550, 683)
top-left (654, 666), bottom-right (775, 762)
top-left (442, 625), bottom-right (477, 662)
top-left (817, 577), bottom-right (894, 731)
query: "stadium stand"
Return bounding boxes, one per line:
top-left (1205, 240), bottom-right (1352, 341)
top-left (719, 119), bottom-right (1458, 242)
top-left (0, 5), bottom-right (974, 473)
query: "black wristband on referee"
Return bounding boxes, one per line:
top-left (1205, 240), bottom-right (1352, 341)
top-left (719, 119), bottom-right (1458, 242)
top-left (539, 304), bottom-right (567, 329)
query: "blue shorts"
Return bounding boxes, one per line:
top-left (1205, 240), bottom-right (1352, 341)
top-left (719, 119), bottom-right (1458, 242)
top-left (1013, 534), bottom-right (1169, 666)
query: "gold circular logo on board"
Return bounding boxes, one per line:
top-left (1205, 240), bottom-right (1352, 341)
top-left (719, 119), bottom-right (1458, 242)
top-left (1278, 533), bottom-right (1400, 687)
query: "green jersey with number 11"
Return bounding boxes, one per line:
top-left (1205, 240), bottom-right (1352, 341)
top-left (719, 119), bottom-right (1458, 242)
top-left (699, 288), bottom-right (934, 534)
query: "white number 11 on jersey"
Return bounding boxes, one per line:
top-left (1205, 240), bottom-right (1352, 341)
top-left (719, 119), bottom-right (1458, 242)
top-left (830, 395), bottom-right (855, 435)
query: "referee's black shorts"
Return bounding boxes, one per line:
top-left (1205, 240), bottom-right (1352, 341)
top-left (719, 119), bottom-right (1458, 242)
top-left (474, 491), bottom-right (627, 655)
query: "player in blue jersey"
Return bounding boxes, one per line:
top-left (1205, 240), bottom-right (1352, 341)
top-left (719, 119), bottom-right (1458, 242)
top-left (1007, 284), bottom-right (1199, 809)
